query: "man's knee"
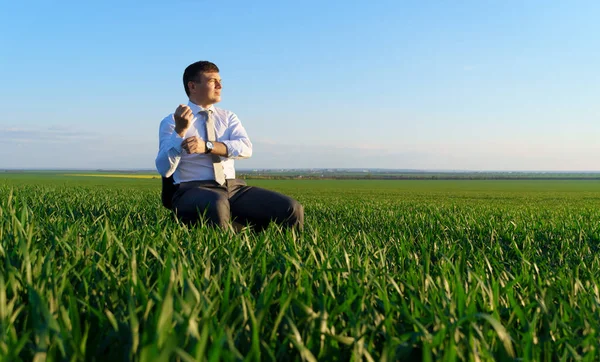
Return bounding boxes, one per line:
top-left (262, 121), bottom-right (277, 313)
top-left (176, 192), bottom-right (230, 228)
top-left (203, 194), bottom-right (230, 228)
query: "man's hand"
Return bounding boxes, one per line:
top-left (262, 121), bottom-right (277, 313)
top-left (174, 104), bottom-right (194, 137)
top-left (181, 136), bottom-right (206, 154)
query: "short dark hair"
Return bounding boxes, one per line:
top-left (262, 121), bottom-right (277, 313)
top-left (183, 61), bottom-right (220, 96)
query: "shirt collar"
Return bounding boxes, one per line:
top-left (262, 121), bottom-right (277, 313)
top-left (187, 100), bottom-right (215, 115)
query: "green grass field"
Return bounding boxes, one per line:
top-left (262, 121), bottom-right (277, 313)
top-left (1, 173), bottom-right (599, 361)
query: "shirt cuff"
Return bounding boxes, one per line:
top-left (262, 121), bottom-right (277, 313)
top-left (169, 132), bottom-right (184, 154)
top-left (221, 140), bottom-right (235, 158)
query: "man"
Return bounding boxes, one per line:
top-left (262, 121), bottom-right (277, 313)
top-left (155, 61), bottom-right (304, 231)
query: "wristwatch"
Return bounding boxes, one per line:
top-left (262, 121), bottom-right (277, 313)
top-left (205, 141), bottom-right (214, 154)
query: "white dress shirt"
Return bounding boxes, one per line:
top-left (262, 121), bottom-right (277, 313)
top-left (155, 101), bottom-right (253, 184)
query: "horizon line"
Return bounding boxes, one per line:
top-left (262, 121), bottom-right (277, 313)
top-left (2, 168), bottom-right (600, 174)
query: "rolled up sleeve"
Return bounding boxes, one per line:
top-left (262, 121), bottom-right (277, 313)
top-left (221, 112), bottom-right (253, 159)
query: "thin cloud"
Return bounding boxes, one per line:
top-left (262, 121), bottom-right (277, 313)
top-left (0, 127), bottom-right (100, 142)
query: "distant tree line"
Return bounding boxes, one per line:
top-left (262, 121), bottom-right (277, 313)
top-left (239, 174), bottom-right (600, 181)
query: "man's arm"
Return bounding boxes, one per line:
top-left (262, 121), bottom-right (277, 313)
top-left (221, 112), bottom-right (253, 159)
top-left (181, 111), bottom-right (252, 159)
top-left (181, 137), bottom-right (228, 156)
top-left (155, 116), bottom-right (184, 178)
top-left (155, 105), bottom-right (196, 178)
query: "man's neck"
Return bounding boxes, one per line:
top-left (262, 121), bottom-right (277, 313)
top-left (189, 98), bottom-right (213, 109)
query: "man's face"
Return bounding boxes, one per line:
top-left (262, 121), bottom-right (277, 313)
top-left (190, 72), bottom-right (222, 105)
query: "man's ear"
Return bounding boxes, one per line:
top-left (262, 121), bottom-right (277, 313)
top-left (188, 81), bottom-right (196, 93)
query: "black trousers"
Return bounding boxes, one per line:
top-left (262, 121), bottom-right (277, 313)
top-left (172, 179), bottom-right (304, 231)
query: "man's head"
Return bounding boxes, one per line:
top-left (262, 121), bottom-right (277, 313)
top-left (183, 61), bottom-right (222, 106)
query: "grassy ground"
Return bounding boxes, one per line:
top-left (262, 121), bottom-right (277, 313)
top-left (1, 173), bottom-right (599, 361)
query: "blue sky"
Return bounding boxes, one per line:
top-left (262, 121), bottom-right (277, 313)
top-left (1, 0), bottom-right (598, 171)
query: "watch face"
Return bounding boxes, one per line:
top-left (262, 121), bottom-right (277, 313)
top-left (206, 141), bottom-right (214, 149)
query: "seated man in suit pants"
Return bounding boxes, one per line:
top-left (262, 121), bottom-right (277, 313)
top-left (155, 61), bottom-right (304, 231)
